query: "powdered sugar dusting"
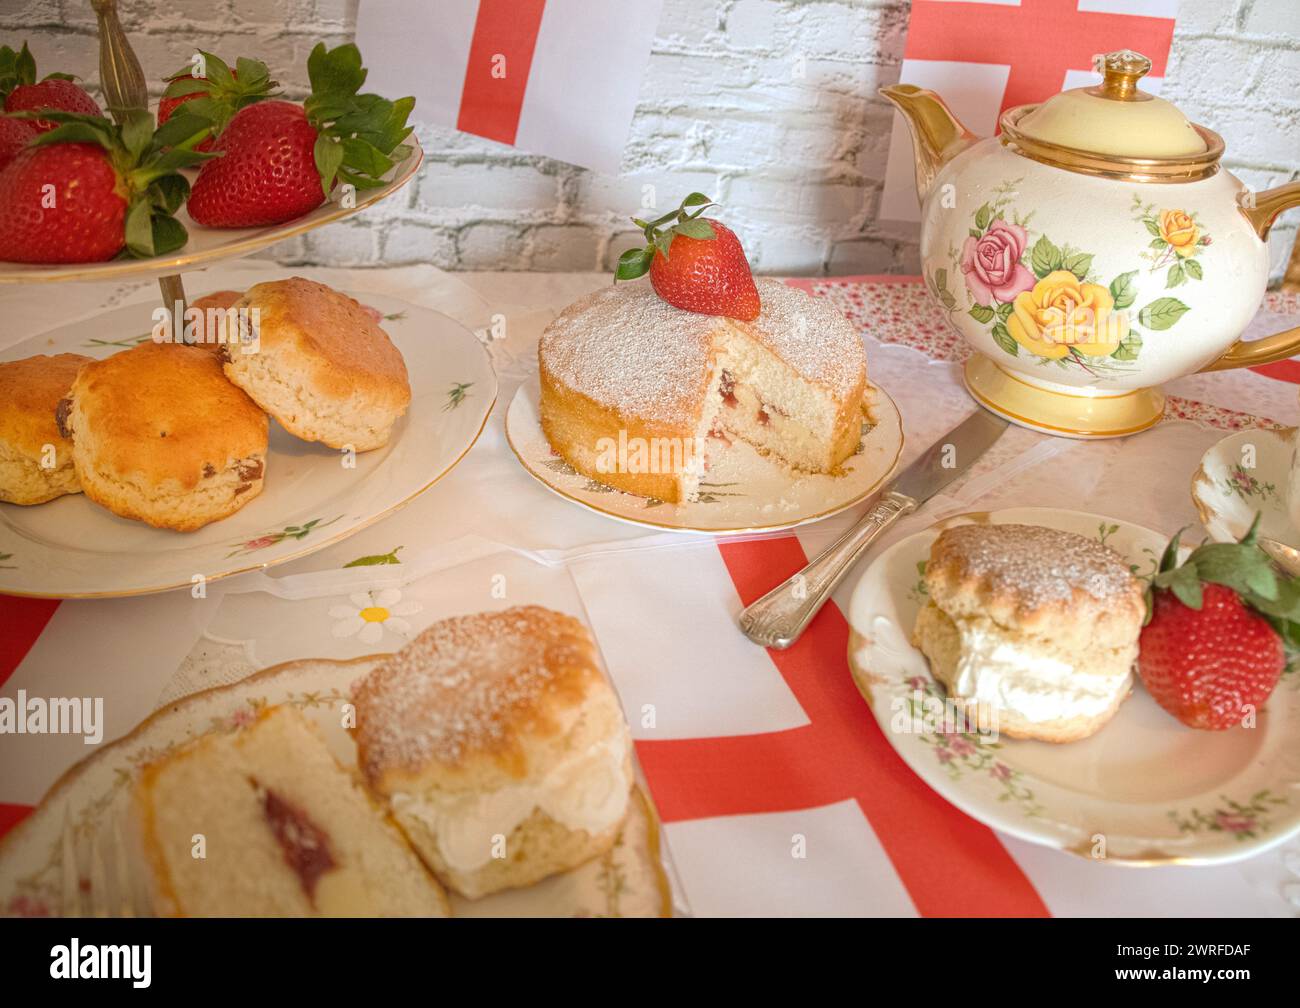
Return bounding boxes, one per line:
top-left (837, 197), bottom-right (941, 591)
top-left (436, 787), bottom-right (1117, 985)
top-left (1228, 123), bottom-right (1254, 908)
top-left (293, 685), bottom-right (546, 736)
top-left (538, 279), bottom-right (865, 426)
top-left (539, 282), bottom-right (714, 426)
top-left (936, 524), bottom-right (1139, 608)
top-left (352, 606), bottom-right (595, 777)
top-left (744, 279), bottom-right (864, 398)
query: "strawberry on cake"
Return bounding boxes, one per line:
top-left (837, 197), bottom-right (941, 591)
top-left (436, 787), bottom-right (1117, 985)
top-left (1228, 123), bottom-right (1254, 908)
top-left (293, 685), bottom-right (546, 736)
top-left (538, 195), bottom-right (870, 503)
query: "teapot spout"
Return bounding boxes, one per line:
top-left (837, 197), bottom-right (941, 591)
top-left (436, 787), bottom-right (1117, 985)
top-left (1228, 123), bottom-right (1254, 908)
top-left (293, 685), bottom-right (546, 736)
top-left (880, 84), bottom-right (980, 204)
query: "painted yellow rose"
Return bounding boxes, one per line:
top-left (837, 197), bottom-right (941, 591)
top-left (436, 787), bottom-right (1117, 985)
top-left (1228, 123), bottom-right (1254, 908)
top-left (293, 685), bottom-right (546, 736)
top-left (1159, 209), bottom-right (1199, 257)
top-left (1007, 270), bottom-right (1128, 359)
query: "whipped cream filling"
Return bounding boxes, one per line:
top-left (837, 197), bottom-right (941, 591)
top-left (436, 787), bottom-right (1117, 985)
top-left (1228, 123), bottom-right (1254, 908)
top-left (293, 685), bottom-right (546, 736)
top-left (951, 621), bottom-right (1131, 724)
top-left (392, 732), bottom-right (632, 873)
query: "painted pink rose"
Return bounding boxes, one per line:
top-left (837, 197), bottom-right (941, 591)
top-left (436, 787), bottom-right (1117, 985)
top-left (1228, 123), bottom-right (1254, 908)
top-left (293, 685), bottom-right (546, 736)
top-left (949, 736), bottom-right (976, 758)
top-left (961, 220), bottom-right (1035, 305)
top-left (241, 535), bottom-right (279, 551)
top-left (1215, 812), bottom-right (1255, 834)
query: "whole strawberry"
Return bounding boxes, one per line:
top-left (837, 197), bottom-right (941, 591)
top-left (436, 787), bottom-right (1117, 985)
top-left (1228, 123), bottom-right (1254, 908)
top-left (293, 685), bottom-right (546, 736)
top-left (0, 109), bottom-right (213, 263)
top-left (158, 51), bottom-right (277, 151)
top-left (1138, 517), bottom-right (1294, 730)
top-left (0, 43), bottom-right (99, 132)
top-left (615, 193), bottom-right (761, 321)
top-left (187, 43), bottom-right (414, 229)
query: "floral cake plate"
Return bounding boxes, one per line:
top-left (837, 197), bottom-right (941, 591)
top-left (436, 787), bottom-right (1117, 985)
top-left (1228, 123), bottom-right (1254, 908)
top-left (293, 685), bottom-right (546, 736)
top-left (0, 293), bottom-right (496, 598)
top-left (504, 378), bottom-right (904, 535)
top-left (0, 653), bottom-right (674, 918)
top-left (846, 507), bottom-right (1300, 866)
top-left (1192, 426), bottom-right (1298, 548)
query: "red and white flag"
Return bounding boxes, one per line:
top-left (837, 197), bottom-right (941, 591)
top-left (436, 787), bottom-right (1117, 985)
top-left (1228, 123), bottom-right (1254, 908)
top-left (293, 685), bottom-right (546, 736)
top-left (881, 0), bottom-right (1180, 221)
top-left (356, 0), bottom-right (664, 173)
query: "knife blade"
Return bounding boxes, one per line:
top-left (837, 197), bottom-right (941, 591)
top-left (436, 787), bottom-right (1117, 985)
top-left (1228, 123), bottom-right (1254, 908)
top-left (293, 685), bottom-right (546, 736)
top-left (738, 407), bottom-right (1010, 649)
top-left (889, 406), bottom-right (1010, 506)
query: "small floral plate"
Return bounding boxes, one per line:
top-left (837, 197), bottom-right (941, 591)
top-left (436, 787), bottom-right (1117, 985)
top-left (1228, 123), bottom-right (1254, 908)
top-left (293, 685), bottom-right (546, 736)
top-left (504, 378), bottom-right (904, 535)
top-left (0, 293), bottom-right (496, 598)
top-left (1192, 426), bottom-right (1298, 548)
top-left (846, 506), bottom-right (1300, 866)
top-left (0, 654), bottom-right (675, 918)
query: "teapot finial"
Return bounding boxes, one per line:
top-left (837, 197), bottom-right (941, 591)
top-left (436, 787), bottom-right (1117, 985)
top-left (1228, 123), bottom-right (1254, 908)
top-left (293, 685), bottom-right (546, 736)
top-left (1091, 50), bottom-right (1152, 102)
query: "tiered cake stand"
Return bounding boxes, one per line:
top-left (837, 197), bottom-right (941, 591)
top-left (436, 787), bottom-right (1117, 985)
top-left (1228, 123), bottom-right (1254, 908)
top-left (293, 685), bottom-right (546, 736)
top-left (0, 2), bottom-right (504, 600)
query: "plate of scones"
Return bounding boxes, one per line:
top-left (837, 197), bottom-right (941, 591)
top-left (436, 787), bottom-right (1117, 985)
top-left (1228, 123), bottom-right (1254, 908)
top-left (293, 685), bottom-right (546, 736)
top-left (0, 277), bottom-right (496, 598)
top-left (507, 277), bottom-right (903, 534)
top-left (0, 605), bottom-right (677, 917)
top-left (848, 508), bottom-right (1300, 866)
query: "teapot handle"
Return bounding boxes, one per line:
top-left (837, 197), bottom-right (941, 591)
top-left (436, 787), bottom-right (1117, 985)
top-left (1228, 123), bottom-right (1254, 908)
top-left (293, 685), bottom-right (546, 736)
top-left (1199, 180), bottom-right (1300, 373)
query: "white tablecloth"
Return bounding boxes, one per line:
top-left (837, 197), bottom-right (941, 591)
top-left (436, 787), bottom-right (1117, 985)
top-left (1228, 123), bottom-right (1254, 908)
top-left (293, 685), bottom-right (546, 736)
top-left (3, 260), bottom-right (1300, 917)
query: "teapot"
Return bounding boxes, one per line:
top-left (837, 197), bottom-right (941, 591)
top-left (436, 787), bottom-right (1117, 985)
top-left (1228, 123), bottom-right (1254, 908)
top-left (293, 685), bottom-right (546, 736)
top-left (882, 50), bottom-right (1300, 438)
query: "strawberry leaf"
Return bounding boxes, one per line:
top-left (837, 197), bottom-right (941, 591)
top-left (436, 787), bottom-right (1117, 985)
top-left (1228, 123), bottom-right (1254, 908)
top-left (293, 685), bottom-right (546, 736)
top-left (674, 219), bottom-right (716, 240)
top-left (615, 247), bottom-right (654, 280)
top-left (123, 197), bottom-right (155, 257)
top-left (313, 133), bottom-right (345, 196)
top-left (620, 191), bottom-right (726, 278)
top-left (160, 52), bottom-right (278, 136)
top-left (1165, 565), bottom-right (1203, 610)
top-left (0, 43), bottom-right (39, 101)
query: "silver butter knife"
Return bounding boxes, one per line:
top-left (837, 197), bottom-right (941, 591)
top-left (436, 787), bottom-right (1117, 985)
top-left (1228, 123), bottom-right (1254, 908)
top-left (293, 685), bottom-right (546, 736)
top-left (738, 407), bottom-right (1010, 649)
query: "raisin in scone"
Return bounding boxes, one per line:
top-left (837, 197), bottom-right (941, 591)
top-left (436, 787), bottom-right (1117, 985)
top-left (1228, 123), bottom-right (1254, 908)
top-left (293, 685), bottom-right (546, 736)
top-left (61, 342), bottom-right (268, 531)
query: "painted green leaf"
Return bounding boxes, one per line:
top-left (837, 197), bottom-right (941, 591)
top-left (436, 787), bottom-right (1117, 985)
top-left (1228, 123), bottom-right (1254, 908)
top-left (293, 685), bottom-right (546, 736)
top-left (974, 202), bottom-right (993, 230)
top-left (995, 301), bottom-right (1016, 322)
top-left (1138, 297), bottom-right (1190, 330)
top-left (969, 228), bottom-right (982, 239)
top-left (1109, 270), bottom-right (1138, 310)
top-left (1030, 235), bottom-right (1062, 278)
top-left (1063, 252), bottom-right (1093, 280)
top-left (1184, 258), bottom-right (1203, 280)
top-left (991, 322), bottom-right (1018, 357)
top-left (344, 546), bottom-right (404, 567)
top-left (1149, 237), bottom-right (1167, 249)
top-left (969, 304), bottom-right (995, 324)
top-left (1166, 261), bottom-right (1185, 288)
top-left (1144, 218), bottom-right (1162, 237)
top-left (1112, 331), bottom-right (1143, 361)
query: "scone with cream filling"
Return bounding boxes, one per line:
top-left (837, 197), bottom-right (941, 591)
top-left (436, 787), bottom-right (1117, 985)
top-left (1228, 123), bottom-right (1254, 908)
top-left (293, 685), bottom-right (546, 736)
top-left (912, 523), bottom-right (1143, 743)
top-left (351, 606), bottom-right (634, 899)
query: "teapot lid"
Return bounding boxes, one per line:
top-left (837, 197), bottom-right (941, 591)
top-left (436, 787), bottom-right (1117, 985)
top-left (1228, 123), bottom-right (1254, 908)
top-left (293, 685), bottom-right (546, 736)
top-left (1013, 51), bottom-right (1207, 158)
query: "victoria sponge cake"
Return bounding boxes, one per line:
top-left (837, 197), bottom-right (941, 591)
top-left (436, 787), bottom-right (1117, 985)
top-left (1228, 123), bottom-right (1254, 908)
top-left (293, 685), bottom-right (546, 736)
top-left (913, 523), bottom-right (1144, 743)
top-left (219, 277), bottom-right (411, 452)
top-left (61, 342), bottom-right (268, 531)
top-left (351, 606), bottom-right (634, 899)
top-left (0, 353), bottom-right (89, 504)
top-left (538, 278), bottom-right (869, 503)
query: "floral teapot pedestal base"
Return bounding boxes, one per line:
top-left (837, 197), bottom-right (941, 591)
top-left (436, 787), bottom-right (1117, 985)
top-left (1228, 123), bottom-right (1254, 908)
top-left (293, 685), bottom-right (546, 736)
top-left (963, 354), bottom-right (1166, 439)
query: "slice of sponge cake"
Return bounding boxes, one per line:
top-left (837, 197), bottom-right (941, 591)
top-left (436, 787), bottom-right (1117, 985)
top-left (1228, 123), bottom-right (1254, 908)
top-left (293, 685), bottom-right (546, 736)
top-left (135, 704), bottom-right (449, 917)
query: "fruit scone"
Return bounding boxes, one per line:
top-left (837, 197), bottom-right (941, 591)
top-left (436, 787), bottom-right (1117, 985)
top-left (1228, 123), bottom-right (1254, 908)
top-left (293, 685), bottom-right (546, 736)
top-left (538, 278), bottom-right (869, 503)
top-left (218, 277), bottom-right (411, 452)
top-left (59, 342), bottom-right (268, 531)
top-left (135, 704), bottom-right (450, 917)
top-left (0, 353), bottom-right (90, 504)
top-left (913, 523), bottom-right (1144, 743)
top-left (351, 606), bottom-right (634, 899)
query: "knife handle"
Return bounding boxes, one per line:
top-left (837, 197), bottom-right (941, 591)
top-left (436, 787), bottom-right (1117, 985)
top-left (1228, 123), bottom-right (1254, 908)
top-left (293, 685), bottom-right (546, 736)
top-left (738, 490), bottom-right (917, 650)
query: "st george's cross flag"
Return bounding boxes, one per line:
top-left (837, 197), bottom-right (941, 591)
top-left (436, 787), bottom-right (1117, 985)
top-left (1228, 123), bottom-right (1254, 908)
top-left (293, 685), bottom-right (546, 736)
top-left (355, 0), bottom-right (664, 173)
top-left (881, 0), bottom-right (1181, 222)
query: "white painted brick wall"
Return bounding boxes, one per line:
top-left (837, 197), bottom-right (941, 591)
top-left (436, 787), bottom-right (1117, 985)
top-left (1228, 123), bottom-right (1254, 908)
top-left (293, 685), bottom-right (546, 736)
top-left (5, 0), bottom-right (1297, 280)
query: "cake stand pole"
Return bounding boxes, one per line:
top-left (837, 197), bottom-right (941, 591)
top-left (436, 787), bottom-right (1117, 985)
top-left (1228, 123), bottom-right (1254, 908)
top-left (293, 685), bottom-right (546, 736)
top-left (92, 0), bottom-right (189, 314)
